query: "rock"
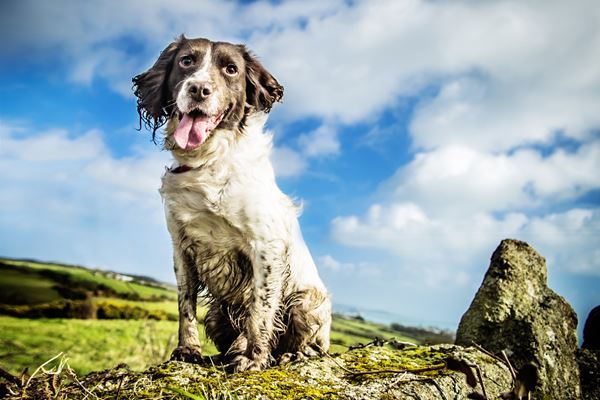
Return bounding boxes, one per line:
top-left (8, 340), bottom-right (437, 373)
top-left (578, 348), bottom-right (600, 400)
top-left (3, 344), bottom-right (514, 399)
top-left (580, 305), bottom-right (600, 400)
top-left (456, 239), bottom-right (580, 399)
top-left (582, 305), bottom-right (600, 350)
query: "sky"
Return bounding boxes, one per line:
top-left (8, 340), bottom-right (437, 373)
top-left (1, 0), bottom-right (598, 333)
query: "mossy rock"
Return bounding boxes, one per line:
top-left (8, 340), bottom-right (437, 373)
top-left (3, 344), bottom-right (514, 399)
top-left (456, 239), bottom-right (581, 399)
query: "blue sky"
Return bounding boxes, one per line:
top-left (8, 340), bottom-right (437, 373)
top-left (1, 0), bottom-right (598, 333)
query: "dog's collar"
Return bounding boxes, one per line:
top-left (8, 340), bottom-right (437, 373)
top-left (169, 165), bottom-right (193, 174)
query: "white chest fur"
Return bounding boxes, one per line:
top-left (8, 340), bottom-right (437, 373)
top-left (159, 116), bottom-right (324, 299)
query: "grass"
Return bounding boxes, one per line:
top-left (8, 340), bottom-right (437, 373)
top-left (0, 316), bottom-right (218, 375)
top-left (0, 314), bottom-right (401, 376)
top-left (329, 316), bottom-right (417, 353)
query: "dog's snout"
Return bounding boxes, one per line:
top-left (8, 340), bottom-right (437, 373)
top-left (188, 81), bottom-right (213, 100)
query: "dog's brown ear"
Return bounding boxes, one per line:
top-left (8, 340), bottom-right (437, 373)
top-left (133, 36), bottom-right (184, 141)
top-left (243, 48), bottom-right (284, 113)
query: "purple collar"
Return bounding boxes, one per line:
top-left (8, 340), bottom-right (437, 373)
top-left (170, 165), bottom-right (193, 174)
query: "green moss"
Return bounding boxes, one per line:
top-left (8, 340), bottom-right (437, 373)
top-left (5, 345), bottom-right (515, 399)
top-left (100, 346), bottom-right (452, 398)
top-left (149, 362), bottom-right (340, 400)
top-left (229, 366), bottom-right (339, 399)
top-left (341, 346), bottom-right (448, 381)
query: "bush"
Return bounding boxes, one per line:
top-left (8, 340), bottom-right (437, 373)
top-left (0, 300), bottom-right (177, 321)
top-left (349, 314), bottom-right (365, 322)
top-left (0, 299), bottom-right (96, 319)
top-left (95, 301), bottom-right (176, 321)
top-left (52, 285), bottom-right (90, 300)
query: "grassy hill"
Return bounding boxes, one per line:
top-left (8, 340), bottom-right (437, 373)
top-left (0, 258), bottom-right (175, 305)
top-left (0, 257), bottom-right (453, 375)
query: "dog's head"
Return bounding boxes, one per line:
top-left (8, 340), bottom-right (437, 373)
top-left (133, 35), bottom-right (283, 149)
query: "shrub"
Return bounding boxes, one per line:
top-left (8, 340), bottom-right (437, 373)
top-left (95, 301), bottom-right (176, 321)
top-left (0, 299), bottom-right (96, 319)
top-left (0, 300), bottom-right (177, 321)
top-left (52, 285), bottom-right (90, 300)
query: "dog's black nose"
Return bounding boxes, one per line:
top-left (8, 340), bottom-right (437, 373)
top-left (189, 82), bottom-right (212, 100)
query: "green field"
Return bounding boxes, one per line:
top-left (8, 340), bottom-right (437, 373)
top-left (0, 315), bottom-right (400, 375)
top-left (0, 316), bottom-right (217, 375)
top-left (330, 316), bottom-right (417, 350)
top-left (0, 267), bottom-right (62, 305)
top-left (0, 257), bottom-right (451, 377)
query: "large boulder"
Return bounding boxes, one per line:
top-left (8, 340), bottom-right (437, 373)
top-left (456, 239), bottom-right (580, 399)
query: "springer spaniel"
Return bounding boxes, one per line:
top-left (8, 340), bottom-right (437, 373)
top-left (132, 36), bottom-right (331, 372)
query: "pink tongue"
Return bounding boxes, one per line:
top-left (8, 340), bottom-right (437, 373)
top-left (174, 114), bottom-right (210, 149)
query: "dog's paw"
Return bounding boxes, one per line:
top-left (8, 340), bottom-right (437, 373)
top-left (171, 345), bottom-right (203, 364)
top-left (300, 345), bottom-right (321, 357)
top-left (278, 347), bottom-right (319, 365)
top-left (231, 354), bottom-right (270, 372)
top-left (227, 335), bottom-right (248, 356)
top-left (278, 352), bottom-right (301, 365)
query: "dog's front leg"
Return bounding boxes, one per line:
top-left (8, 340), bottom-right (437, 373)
top-left (170, 250), bottom-right (203, 363)
top-left (231, 240), bottom-right (285, 372)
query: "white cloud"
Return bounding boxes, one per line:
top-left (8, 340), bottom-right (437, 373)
top-left (0, 127), bottom-right (106, 161)
top-left (332, 202), bottom-right (600, 277)
top-left (298, 123), bottom-right (340, 158)
top-left (331, 137), bottom-right (600, 280)
top-left (409, 75), bottom-right (600, 151)
top-left (5, 0), bottom-right (599, 177)
top-left (526, 209), bottom-right (600, 275)
top-left (316, 254), bottom-right (382, 280)
top-left (317, 254), bottom-right (353, 271)
top-left (250, 0), bottom-right (600, 145)
top-left (332, 203), bottom-right (525, 265)
top-left (270, 146), bottom-right (307, 178)
top-left (382, 142), bottom-right (600, 216)
top-left (4, 0), bottom-right (600, 147)
top-left (0, 121), bottom-right (173, 280)
top-left (273, 123), bottom-right (341, 178)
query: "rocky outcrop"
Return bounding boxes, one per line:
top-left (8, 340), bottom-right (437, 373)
top-left (456, 239), bottom-right (580, 399)
top-left (3, 344), bottom-right (517, 399)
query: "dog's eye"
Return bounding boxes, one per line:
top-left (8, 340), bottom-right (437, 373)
top-left (179, 56), bottom-right (194, 68)
top-left (224, 64), bottom-right (238, 76)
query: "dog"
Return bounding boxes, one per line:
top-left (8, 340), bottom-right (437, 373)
top-left (132, 36), bottom-right (331, 372)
